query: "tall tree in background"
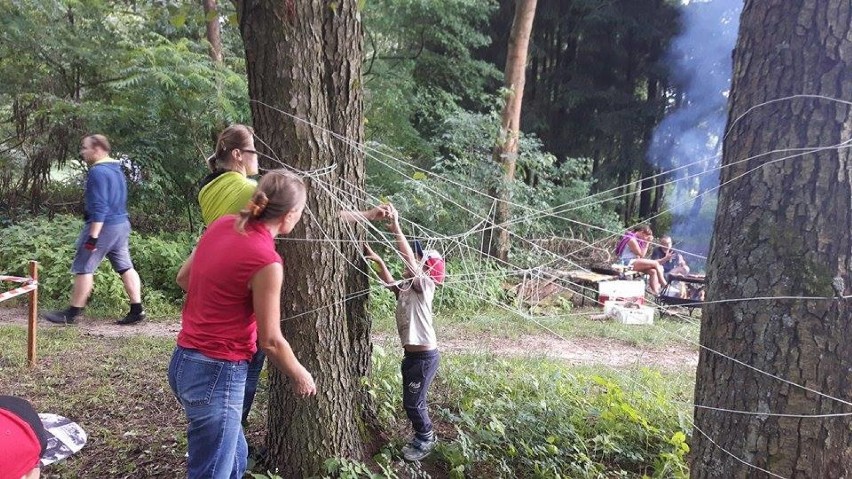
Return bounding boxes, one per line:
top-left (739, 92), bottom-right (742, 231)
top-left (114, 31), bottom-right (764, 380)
top-left (692, 0), bottom-right (852, 476)
top-left (362, 0), bottom-right (499, 164)
top-left (202, 0), bottom-right (223, 63)
top-left (478, 0), bottom-right (679, 221)
top-left (0, 0), bottom-right (248, 228)
top-left (238, 0), bottom-right (370, 476)
top-left (483, 0), bottom-right (537, 261)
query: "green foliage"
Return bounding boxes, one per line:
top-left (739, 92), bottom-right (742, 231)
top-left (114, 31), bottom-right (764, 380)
top-left (0, 215), bottom-right (81, 308)
top-left (322, 454), bottom-right (404, 479)
top-left (364, 350), bottom-right (691, 477)
top-left (0, 215), bottom-right (193, 316)
top-left (366, 254), bottom-right (508, 319)
top-left (363, 0), bottom-right (501, 161)
top-left (369, 109), bottom-right (621, 268)
top-left (129, 230), bottom-right (197, 306)
top-left (0, 0), bottom-right (249, 229)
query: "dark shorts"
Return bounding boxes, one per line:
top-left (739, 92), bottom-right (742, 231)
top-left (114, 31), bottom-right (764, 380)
top-left (71, 221), bottom-right (135, 274)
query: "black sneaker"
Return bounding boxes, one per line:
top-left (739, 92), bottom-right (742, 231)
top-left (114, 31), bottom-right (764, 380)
top-left (115, 311), bottom-right (146, 325)
top-left (43, 309), bottom-right (80, 325)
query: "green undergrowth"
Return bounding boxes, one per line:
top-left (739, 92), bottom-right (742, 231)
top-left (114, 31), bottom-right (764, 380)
top-left (351, 347), bottom-right (692, 478)
top-left (0, 215), bottom-right (194, 318)
top-left (0, 324), bottom-right (692, 478)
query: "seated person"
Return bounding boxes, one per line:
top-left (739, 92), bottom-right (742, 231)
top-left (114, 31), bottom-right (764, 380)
top-left (651, 235), bottom-right (690, 279)
top-left (614, 224), bottom-right (668, 295)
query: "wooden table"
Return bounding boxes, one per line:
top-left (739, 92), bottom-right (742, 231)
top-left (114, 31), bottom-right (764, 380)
top-left (564, 269), bottom-right (618, 306)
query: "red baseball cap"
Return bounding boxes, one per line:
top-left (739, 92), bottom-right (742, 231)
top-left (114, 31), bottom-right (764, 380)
top-left (0, 396), bottom-right (47, 478)
top-left (422, 250), bottom-right (446, 284)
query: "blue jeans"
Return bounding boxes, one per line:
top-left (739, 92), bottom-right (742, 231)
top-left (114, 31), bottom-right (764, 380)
top-left (242, 349), bottom-right (266, 424)
top-left (401, 349), bottom-right (440, 437)
top-left (168, 346), bottom-right (248, 479)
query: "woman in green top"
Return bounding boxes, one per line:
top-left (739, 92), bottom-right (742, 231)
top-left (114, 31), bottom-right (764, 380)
top-left (198, 124), bottom-right (259, 226)
top-left (197, 124), bottom-right (265, 428)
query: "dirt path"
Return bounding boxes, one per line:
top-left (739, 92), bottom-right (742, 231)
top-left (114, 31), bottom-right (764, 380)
top-left (0, 306), bottom-right (698, 371)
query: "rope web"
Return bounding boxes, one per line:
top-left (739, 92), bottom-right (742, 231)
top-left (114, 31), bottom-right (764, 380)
top-left (243, 95), bottom-right (852, 477)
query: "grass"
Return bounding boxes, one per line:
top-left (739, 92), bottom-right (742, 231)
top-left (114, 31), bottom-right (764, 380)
top-left (0, 306), bottom-right (695, 478)
top-left (371, 301), bottom-right (701, 350)
top-left (0, 326), bottom-right (186, 477)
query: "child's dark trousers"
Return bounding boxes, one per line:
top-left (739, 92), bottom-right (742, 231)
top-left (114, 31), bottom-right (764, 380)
top-left (401, 349), bottom-right (440, 438)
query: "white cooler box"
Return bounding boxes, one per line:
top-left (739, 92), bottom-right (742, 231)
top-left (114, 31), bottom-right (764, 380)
top-left (603, 300), bottom-right (655, 325)
top-left (597, 280), bottom-right (645, 306)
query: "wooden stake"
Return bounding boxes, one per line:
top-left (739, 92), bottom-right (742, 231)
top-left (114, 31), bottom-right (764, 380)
top-left (27, 260), bottom-right (38, 367)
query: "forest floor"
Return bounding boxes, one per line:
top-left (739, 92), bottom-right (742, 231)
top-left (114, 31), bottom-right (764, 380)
top-left (0, 306), bottom-right (698, 371)
top-left (0, 305), bottom-right (697, 478)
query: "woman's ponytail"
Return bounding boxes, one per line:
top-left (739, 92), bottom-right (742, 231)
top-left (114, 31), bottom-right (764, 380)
top-left (235, 170), bottom-right (306, 233)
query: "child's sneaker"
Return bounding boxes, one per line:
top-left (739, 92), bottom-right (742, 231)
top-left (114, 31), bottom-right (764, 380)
top-left (401, 434), bottom-right (438, 462)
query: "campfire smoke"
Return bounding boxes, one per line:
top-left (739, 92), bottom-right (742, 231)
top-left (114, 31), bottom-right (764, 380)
top-left (647, 0), bottom-right (743, 271)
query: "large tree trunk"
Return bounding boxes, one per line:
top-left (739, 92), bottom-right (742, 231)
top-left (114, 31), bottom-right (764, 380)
top-left (238, 1), bottom-right (369, 476)
top-left (691, 0), bottom-right (852, 477)
top-left (484, 0), bottom-right (537, 262)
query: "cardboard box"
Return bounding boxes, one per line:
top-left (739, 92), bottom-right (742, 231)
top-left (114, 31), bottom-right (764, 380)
top-left (597, 280), bottom-right (645, 305)
top-left (604, 301), bottom-right (654, 325)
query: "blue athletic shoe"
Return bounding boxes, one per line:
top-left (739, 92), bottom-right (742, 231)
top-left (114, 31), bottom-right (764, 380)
top-left (401, 435), bottom-right (437, 462)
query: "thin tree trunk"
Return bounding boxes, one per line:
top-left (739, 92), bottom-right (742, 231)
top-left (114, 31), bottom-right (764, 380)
top-left (202, 0), bottom-right (222, 64)
top-left (238, 1), bottom-right (368, 476)
top-left (691, 0), bottom-right (852, 476)
top-left (484, 0), bottom-right (538, 261)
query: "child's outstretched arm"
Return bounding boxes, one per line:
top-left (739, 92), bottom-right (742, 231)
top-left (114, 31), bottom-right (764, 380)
top-left (340, 204), bottom-right (392, 223)
top-left (386, 204), bottom-right (419, 277)
top-left (363, 243), bottom-right (397, 289)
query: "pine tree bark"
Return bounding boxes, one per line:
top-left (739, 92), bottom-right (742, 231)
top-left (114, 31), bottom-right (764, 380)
top-left (691, 0), bottom-right (852, 477)
top-left (485, 0), bottom-right (537, 262)
top-left (237, 1), bottom-right (369, 476)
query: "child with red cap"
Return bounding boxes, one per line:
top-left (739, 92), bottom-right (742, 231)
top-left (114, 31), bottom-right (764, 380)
top-left (364, 203), bottom-right (445, 462)
top-left (0, 396), bottom-right (86, 479)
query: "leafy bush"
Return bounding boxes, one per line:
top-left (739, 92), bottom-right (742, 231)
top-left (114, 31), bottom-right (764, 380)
top-left (368, 110), bottom-right (622, 269)
top-left (0, 215), bottom-right (194, 316)
top-left (366, 254), bottom-right (509, 319)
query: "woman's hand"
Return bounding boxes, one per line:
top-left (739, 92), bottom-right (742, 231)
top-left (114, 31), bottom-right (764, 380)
top-left (290, 365), bottom-right (317, 397)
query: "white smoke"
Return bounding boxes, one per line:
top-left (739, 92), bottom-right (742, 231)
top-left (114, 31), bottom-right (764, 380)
top-left (647, 0), bottom-right (743, 270)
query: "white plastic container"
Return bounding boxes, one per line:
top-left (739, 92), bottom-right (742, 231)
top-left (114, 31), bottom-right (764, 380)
top-left (604, 301), bottom-right (655, 325)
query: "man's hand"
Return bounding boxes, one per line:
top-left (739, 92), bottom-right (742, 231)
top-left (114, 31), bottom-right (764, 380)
top-left (84, 236), bottom-right (99, 251)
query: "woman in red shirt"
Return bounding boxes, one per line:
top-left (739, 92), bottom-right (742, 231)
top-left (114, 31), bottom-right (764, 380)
top-left (168, 170), bottom-right (316, 479)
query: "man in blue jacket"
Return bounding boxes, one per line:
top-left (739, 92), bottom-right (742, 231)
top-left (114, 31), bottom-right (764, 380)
top-left (43, 134), bottom-right (145, 326)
